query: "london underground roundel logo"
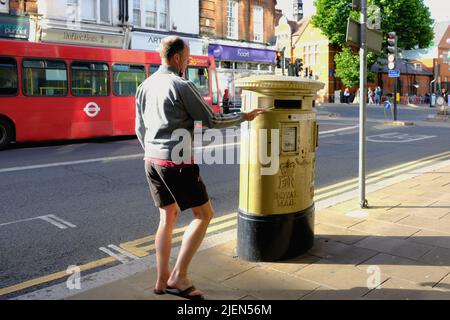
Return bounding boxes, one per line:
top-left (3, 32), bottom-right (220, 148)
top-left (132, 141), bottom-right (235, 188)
top-left (84, 102), bottom-right (101, 118)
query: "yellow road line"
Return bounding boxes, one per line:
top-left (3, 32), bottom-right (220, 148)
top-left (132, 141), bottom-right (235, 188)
top-left (0, 217), bottom-right (238, 297)
top-left (136, 220), bottom-right (237, 253)
top-left (0, 257), bottom-right (115, 297)
top-left (122, 212), bottom-right (237, 248)
top-left (314, 150), bottom-right (450, 194)
top-left (2, 151), bottom-right (448, 297)
top-left (315, 152), bottom-right (450, 200)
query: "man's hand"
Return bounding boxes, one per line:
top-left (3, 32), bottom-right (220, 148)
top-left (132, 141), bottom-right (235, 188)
top-left (243, 108), bottom-right (268, 121)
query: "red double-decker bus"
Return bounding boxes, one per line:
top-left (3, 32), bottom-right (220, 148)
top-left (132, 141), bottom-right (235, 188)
top-left (0, 39), bottom-right (220, 149)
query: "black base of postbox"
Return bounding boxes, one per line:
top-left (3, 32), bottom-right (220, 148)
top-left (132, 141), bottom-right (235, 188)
top-left (237, 205), bottom-right (315, 262)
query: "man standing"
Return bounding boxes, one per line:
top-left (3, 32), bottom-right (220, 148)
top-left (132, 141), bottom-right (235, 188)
top-left (135, 36), bottom-right (265, 300)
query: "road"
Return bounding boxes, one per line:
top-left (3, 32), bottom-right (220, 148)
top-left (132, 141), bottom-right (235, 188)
top-left (1, 103), bottom-right (449, 299)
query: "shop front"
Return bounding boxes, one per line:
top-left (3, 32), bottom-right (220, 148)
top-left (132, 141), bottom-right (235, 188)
top-left (41, 28), bottom-right (125, 48)
top-left (0, 14), bottom-right (30, 40)
top-left (131, 31), bottom-right (203, 55)
top-left (208, 43), bottom-right (276, 106)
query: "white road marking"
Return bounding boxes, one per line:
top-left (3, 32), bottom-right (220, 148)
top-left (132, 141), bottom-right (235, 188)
top-left (0, 126), bottom-right (358, 174)
top-left (0, 154), bottom-right (143, 174)
top-left (98, 247), bottom-right (129, 264)
top-left (367, 132), bottom-right (436, 143)
top-left (319, 125), bottom-right (359, 135)
top-left (0, 214), bottom-right (76, 229)
top-left (99, 245), bottom-right (138, 264)
top-left (39, 216), bottom-right (69, 229)
top-left (46, 215), bottom-right (77, 228)
top-left (107, 245), bottom-right (139, 260)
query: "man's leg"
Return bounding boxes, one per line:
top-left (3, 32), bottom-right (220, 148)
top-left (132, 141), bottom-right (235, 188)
top-left (168, 200), bottom-right (214, 295)
top-left (155, 202), bottom-right (179, 292)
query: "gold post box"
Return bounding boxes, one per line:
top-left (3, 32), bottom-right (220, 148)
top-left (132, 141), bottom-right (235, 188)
top-left (236, 75), bottom-right (324, 262)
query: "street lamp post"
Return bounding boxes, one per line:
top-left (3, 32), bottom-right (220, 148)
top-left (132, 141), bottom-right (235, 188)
top-left (359, 0), bottom-right (368, 208)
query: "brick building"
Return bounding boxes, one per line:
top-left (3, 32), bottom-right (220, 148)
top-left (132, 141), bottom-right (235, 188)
top-left (199, 0), bottom-right (278, 105)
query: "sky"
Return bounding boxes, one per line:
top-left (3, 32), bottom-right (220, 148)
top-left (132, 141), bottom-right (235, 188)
top-left (275, 0), bottom-right (450, 23)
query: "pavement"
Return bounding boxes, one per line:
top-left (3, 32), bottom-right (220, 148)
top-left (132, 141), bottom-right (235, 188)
top-left (64, 161), bottom-right (450, 301)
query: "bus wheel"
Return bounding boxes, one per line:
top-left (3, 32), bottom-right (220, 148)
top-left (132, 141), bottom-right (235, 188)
top-left (0, 119), bottom-right (14, 150)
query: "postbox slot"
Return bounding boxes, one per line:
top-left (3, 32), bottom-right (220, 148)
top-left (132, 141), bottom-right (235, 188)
top-left (274, 99), bottom-right (302, 109)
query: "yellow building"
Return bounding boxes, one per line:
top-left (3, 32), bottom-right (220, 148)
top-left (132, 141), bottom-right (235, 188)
top-left (292, 17), bottom-right (338, 103)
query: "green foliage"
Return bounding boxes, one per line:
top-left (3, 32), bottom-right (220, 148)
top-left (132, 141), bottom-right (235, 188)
top-left (312, 0), bottom-right (434, 49)
top-left (334, 48), bottom-right (377, 88)
top-left (312, 0), bottom-right (434, 87)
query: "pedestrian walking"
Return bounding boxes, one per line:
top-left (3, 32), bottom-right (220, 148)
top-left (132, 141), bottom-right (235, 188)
top-left (135, 36), bottom-right (266, 300)
top-left (375, 86), bottom-right (382, 106)
top-left (368, 87), bottom-right (375, 104)
top-left (344, 88), bottom-right (350, 104)
top-left (222, 88), bottom-right (230, 114)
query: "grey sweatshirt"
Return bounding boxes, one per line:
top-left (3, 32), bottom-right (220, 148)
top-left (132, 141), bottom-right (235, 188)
top-left (135, 65), bottom-right (245, 160)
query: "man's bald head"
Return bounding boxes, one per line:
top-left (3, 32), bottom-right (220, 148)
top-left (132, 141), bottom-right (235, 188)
top-left (159, 36), bottom-right (190, 76)
top-left (160, 36), bottom-right (188, 62)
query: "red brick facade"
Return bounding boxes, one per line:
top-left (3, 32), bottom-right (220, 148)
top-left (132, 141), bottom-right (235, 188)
top-left (8, 0), bottom-right (37, 15)
top-left (199, 0), bottom-right (277, 43)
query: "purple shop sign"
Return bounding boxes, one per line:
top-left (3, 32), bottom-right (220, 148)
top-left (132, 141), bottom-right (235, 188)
top-left (208, 44), bottom-right (276, 64)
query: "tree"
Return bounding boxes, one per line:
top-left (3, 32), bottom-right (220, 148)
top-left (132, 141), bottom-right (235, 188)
top-left (312, 0), bottom-right (434, 88)
top-left (334, 47), bottom-right (376, 88)
top-left (312, 0), bottom-right (434, 49)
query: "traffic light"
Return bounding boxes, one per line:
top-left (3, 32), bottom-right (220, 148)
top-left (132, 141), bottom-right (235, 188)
top-left (294, 58), bottom-right (303, 77)
top-left (387, 31), bottom-right (397, 70)
top-left (276, 51), bottom-right (282, 68)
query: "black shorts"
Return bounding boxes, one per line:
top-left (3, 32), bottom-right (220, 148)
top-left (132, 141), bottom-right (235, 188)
top-left (145, 162), bottom-right (210, 211)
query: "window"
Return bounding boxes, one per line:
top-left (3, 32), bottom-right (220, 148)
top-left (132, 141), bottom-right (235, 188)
top-left (71, 61), bottom-right (109, 96)
top-left (23, 59), bottom-right (67, 96)
top-left (159, 0), bottom-right (168, 30)
top-left (134, 0), bottom-right (168, 30)
top-left (221, 61), bottom-right (233, 69)
top-left (0, 57), bottom-right (18, 96)
top-left (81, 0), bottom-right (96, 21)
top-left (67, 0), bottom-right (79, 21)
top-left (304, 46), bottom-right (310, 66)
top-left (72, 0), bottom-right (111, 24)
top-left (310, 45), bottom-right (317, 66)
top-left (133, 0), bottom-right (141, 26)
top-left (414, 63), bottom-right (422, 71)
top-left (100, 0), bottom-right (111, 23)
top-left (248, 63), bottom-right (259, 70)
top-left (145, 0), bottom-right (157, 28)
top-left (186, 67), bottom-right (210, 96)
top-left (210, 68), bottom-right (218, 105)
top-left (113, 64), bottom-right (146, 96)
top-left (149, 64), bottom-right (160, 75)
top-left (227, 0), bottom-right (238, 39)
top-left (253, 6), bottom-right (264, 42)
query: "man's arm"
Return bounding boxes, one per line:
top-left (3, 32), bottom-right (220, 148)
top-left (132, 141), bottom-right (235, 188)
top-left (180, 81), bottom-right (246, 129)
top-left (135, 85), bottom-right (146, 149)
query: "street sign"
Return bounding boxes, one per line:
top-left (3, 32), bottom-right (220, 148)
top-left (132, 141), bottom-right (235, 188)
top-left (388, 69), bottom-right (400, 78)
top-left (346, 18), bottom-right (383, 53)
top-left (384, 101), bottom-right (391, 110)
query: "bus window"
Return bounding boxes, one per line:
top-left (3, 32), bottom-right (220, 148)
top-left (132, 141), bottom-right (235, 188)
top-left (0, 57), bottom-right (18, 96)
top-left (23, 59), bottom-right (67, 96)
top-left (113, 64), bottom-right (146, 96)
top-left (186, 67), bottom-right (209, 96)
top-left (210, 68), bottom-right (218, 106)
top-left (71, 62), bottom-right (110, 96)
top-left (149, 64), bottom-right (159, 75)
